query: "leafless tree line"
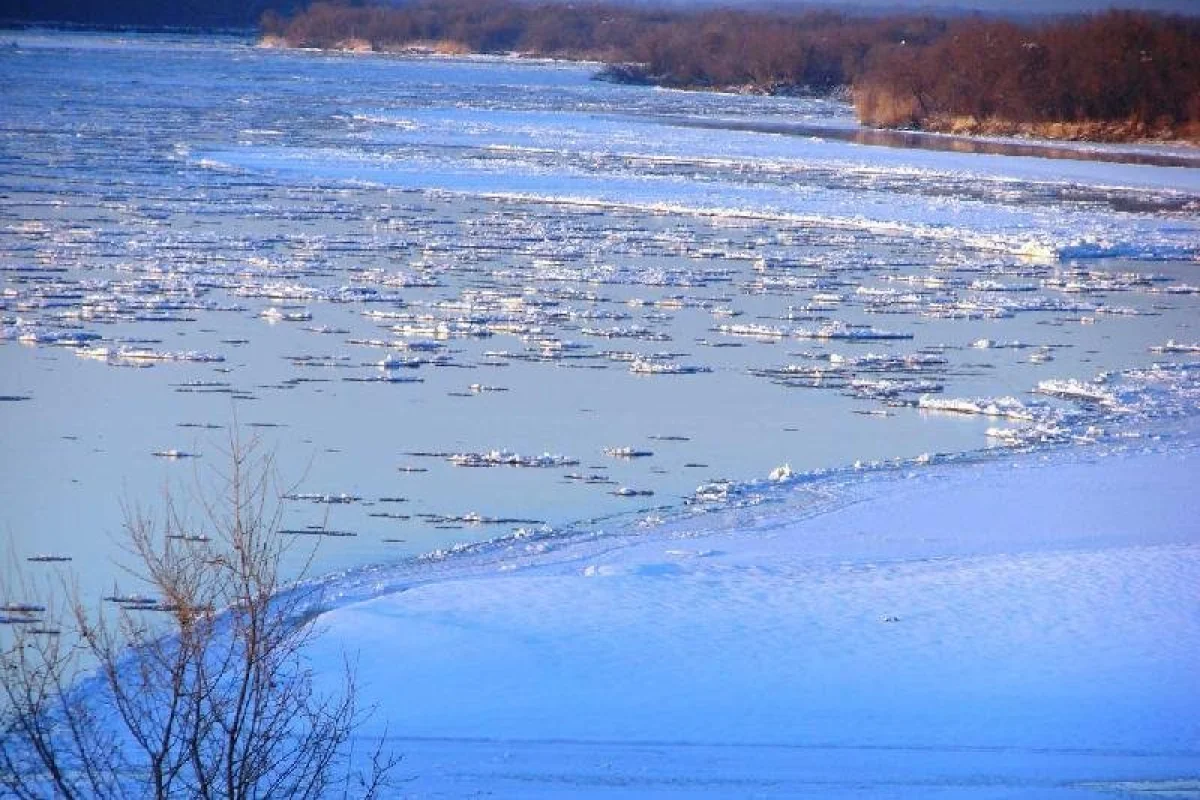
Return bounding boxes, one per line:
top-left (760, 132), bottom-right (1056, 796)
top-left (263, 1), bottom-right (1199, 137)
top-left (262, 0), bottom-right (943, 91)
top-left (854, 11), bottom-right (1200, 135)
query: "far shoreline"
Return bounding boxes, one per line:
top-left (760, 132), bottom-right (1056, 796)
top-left (258, 35), bottom-right (1200, 147)
top-left (6, 23), bottom-right (1195, 148)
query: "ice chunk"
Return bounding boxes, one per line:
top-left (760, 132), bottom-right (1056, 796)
top-left (1035, 379), bottom-right (1119, 407)
top-left (768, 463), bottom-right (793, 482)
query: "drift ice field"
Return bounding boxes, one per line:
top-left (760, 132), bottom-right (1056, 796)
top-left (2, 31), bottom-right (1199, 796)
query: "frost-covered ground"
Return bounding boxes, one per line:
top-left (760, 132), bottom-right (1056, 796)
top-left (305, 424), bottom-right (1200, 797)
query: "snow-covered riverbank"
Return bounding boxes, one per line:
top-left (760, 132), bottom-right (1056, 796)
top-left (306, 432), bottom-right (1200, 797)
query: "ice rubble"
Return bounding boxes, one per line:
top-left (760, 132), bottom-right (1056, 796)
top-left (628, 358), bottom-right (711, 375)
top-left (1036, 378), bottom-right (1121, 407)
top-left (4, 34), bottom-right (1200, 625)
top-left (150, 449), bottom-right (200, 459)
top-left (602, 446), bottom-right (654, 459)
top-left (445, 449), bottom-right (580, 468)
top-left (917, 395), bottom-right (1038, 421)
top-left (1152, 340), bottom-right (1200, 354)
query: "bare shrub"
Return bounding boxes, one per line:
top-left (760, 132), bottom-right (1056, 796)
top-left (1, 433), bottom-right (396, 799)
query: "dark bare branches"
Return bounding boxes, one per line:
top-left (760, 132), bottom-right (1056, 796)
top-left (0, 432), bottom-right (396, 798)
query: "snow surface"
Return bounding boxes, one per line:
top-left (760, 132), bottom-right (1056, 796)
top-left (306, 440), bottom-right (1200, 797)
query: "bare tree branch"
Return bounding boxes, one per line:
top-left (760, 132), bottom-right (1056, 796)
top-left (0, 430), bottom-right (396, 798)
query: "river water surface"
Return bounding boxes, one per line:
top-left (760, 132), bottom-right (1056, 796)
top-left (2, 31), bottom-right (1199, 604)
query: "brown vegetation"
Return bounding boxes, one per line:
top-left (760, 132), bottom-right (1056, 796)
top-left (263, 2), bottom-right (1200, 142)
top-left (262, 1), bottom-right (944, 91)
top-left (854, 12), bottom-right (1200, 141)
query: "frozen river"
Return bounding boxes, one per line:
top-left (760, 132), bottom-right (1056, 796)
top-left (2, 31), bottom-right (1199, 603)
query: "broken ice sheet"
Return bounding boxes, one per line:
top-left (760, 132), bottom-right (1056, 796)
top-left (4, 33), bottom-right (1200, 619)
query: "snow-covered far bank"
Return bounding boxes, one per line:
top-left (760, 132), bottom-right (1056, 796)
top-left (305, 435), bottom-right (1200, 797)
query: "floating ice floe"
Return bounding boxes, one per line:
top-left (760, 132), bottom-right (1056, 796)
top-left (237, 283), bottom-right (324, 302)
top-left (795, 322), bottom-right (913, 341)
top-left (690, 481), bottom-right (738, 504)
top-left (343, 374), bottom-right (424, 384)
top-left (13, 328), bottom-right (102, 346)
top-left (581, 325), bottom-right (670, 341)
top-left (280, 527), bottom-right (357, 538)
top-left (849, 378), bottom-right (944, 400)
top-left (447, 450), bottom-right (579, 468)
top-left (396, 339), bottom-right (445, 352)
top-left (1151, 340), bottom-right (1200, 354)
top-left (1154, 283), bottom-right (1200, 295)
top-left (174, 381), bottom-right (232, 392)
top-left (102, 591), bottom-right (158, 605)
top-left (629, 358), bottom-right (711, 375)
top-left (564, 472), bottom-right (616, 485)
top-left (415, 512), bottom-right (545, 526)
top-left (754, 349), bottom-right (951, 399)
top-left (1028, 348), bottom-right (1054, 363)
top-left (102, 591), bottom-right (180, 612)
top-left (83, 346), bottom-right (225, 365)
top-left (603, 446), bottom-right (654, 458)
top-left (152, 449), bottom-right (200, 459)
top-left (283, 492), bottom-right (362, 504)
top-left (922, 301), bottom-right (1013, 320)
top-left (831, 352), bottom-right (949, 370)
top-left (1093, 305), bottom-right (1147, 317)
top-left (610, 486), bottom-right (654, 497)
top-left (985, 425), bottom-right (1071, 446)
top-left (968, 279), bottom-right (1038, 292)
top-left (391, 317), bottom-right (492, 339)
top-left (917, 395), bottom-right (1037, 421)
top-left (259, 307), bottom-right (312, 322)
top-left (1042, 269), bottom-right (1159, 294)
top-left (289, 355), bottom-right (353, 368)
top-left (376, 354), bottom-right (424, 369)
top-left (0, 603), bottom-right (45, 617)
top-left (715, 323), bottom-right (785, 339)
top-left (1035, 379), bottom-right (1119, 407)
